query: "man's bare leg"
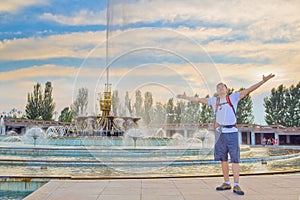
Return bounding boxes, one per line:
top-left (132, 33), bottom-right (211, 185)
top-left (216, 161), bottom-right (231, 190)
top-left (232, 163), bottom-right (240, 183)
top-left (232, 162), bottom-right (244, 195)
top-left (221, 161), bottom-right (230, 182)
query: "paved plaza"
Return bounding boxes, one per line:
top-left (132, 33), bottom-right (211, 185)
top-left (24, 173), bottom-right (300, 200)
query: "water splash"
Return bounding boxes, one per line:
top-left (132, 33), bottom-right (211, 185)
top-left (23, 127), bottom-right (47, 145)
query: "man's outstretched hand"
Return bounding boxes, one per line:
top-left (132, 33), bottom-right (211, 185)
top-left (263, 73), bottom-right (275, 82)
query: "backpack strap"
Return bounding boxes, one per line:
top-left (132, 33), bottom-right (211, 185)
top-left (226, 95), bottom-right (236, 115)
top-left (215, 97), bottom-right (220, 113)
top-left (214, 97), bottom-right (220, 129)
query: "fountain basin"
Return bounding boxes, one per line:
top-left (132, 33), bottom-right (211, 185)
top-left (1, 136), bottom-right (178, 147)
top-left (0, 143), bottom-right (299, 178)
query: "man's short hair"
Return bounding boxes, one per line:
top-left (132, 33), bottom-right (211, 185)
top-left (216, 83), bottom-right (228, 89)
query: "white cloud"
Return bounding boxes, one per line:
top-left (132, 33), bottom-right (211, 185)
top-left (247, 19), bottom-right (300, 42)
top-left (39, 0), bottom-right (300, 32)
top-left (0, 65), bottom-right (81, 113)
top-left (1, 25), bottom-right (299, 90)
top-left (106, 0), bottom-right (259, 26)
top-left (40, 9), bottom-right (107, 26)
top-left (0, 31), bottom-right (106, 60)
top-left (0, 0), bottom-right (48, 13)
top-left (0, 64), bottom-right (77, 81)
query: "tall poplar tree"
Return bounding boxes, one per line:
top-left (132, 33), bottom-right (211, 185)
top-left (143, 91), bottom-right (153, 125)
top-left (41, 81), bottom-right (55, 120)
top-left (25, 82), bottom-right (55, 120)
top-left (26, 83), bottom-right (43, 119)
top-left (165, 98), bottom-right (175, 123)
top-left (71, 88), bottom-right (88, 116)
top-left (134, 90), bottom-right (143, 117)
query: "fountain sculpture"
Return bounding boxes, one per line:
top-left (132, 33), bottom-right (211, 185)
top-left (71, 84), bottom-right (140, 137)
top-left (96, 83), bottom-right (123, 136)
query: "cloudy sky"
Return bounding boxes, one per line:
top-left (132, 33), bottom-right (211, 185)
top-left (0, 0), bottom-right (299, 124)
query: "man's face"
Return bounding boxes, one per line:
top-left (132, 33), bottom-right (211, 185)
top-left (216, 83), bottom-right (228, 96)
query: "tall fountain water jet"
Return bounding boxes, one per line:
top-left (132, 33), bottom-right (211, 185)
top-left (69, 0), bottom-right (142, 137)
top-left (90, 0), bottom-right (137, 137)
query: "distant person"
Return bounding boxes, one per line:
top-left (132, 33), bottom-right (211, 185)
top-left (262, 137), bottom-right (267, 147)
top-left (177, 73), bottom-right (275, 195)
top-left (271, 138), bottom-right (275, 145)
top-left (0, 115), bottom-right (4, 135)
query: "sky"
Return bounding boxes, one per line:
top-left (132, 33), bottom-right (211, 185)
top-left (0, 0), bottom-right (299, 124)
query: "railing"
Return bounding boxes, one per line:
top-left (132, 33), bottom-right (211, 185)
top-left (3, 118), bottom-right (300, 133)
top-left (151, 123), bottom-right (300, 133)
top-left (3, 118), bottom-right (70, 127)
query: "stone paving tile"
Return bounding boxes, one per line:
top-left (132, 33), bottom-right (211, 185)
top-left (142, 195), bottom-right (184, 200)
top-left (47, 193), bottom-right (100, 200)
top-left (179, 188), bottom-right (216, 196)
top-left (184, 194), bottom-right (228, 200)
top-left (102, 188), bottom-right (141, 195)
top-left (142, 188), bottom-right (181, 196)
top-left (174, 179), bottom-right (210, 189)
top-left (107, 180), bottom-right (141, 187)
top-left (97, 194), bottom-right (141, 200)
top-left (24, 174), bottom-right (300, 200)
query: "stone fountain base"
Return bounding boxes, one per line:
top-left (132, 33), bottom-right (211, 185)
top-left (72, 116), bottom-right (141, 137)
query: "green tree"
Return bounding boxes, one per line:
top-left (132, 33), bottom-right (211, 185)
top-left (150, 102), bottom-right (166, 125)
top-left (58, 107), bottom-right (73, 122)
top-left (134, 90), bottom-right (143, 117)
top-left (25, 82), bottom-right (56, 120)
top-left (71, 88), bottom-right (88, 116)
top-left (225, 88), bottom-right (254, 124)
top-left (41, 81), bottom-right (55, 120)
top-left (264, 84), bottom-right (286, 125)
top-left (236, 88), bottom-right (254, 124)
top-left (143, 91), bottom-right (153, 125)
top-left (25, 83), bottom-right (43, 119)
top-left (174, 101), bottom-right (185, 124)
top-left (264, 82), bottom-right (300, 127)
top-left (200, 95), bottom-right (214, 124)
top-left (165, 98), bottom-right (175, 123)
top-left (286, 82), bottom-right (300, 126)
top-left (182, 94), bottom-right (201, 124)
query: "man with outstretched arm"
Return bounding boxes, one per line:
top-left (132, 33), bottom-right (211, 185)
top-left (176, 73), bottom-right (275, 195)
